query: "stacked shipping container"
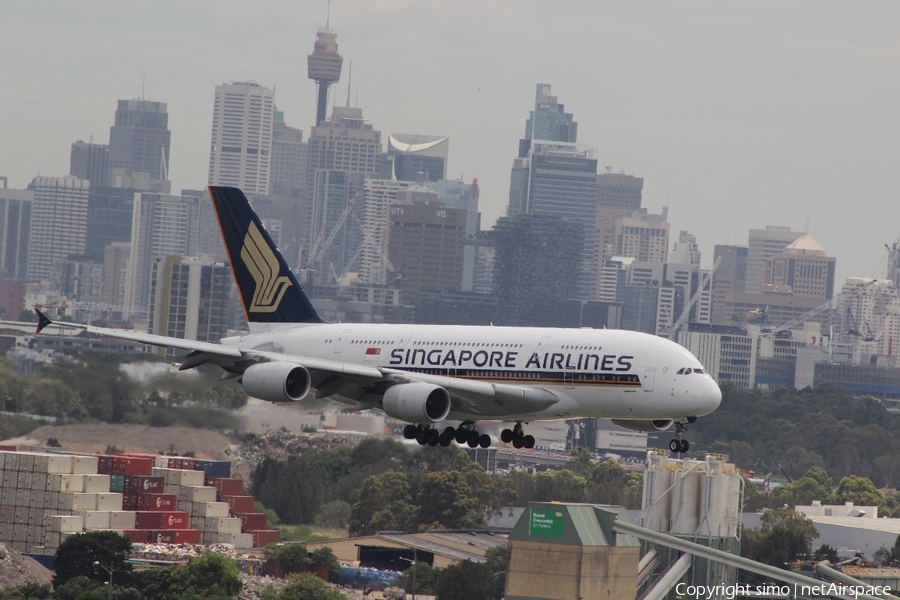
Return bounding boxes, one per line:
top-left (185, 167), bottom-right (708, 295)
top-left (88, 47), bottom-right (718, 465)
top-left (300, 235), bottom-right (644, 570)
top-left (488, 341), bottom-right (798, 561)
top-left (0, 449), bottom-right (276, 553)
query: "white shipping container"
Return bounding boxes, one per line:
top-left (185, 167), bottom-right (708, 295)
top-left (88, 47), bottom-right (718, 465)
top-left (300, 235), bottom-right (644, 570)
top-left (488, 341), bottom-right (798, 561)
top-left (15, 490), bottom-right (28, 505)
top-left (164, 484), bottom-right (179, 496)
top-left (45, 455), bottom-right (73, 474)
top-left (31, 454), bottom-right (49, 472)
top-left (52, 474), bottom-right (84, 493)
top-left (217, 532), bottom-right (253, 549)
top-left (0, 505), bottom-right (10, 523)
top-left (0, 522), bottom-right (9, 538)
top-left (29, 491), bottom-right (42, 508)
top-left (84, 511), bottom-right (111, 529)
top-left (153, 456), bottom-right (169, 469)
top-left (179, 486), bottom-right (216, 503)
top-left (96, 493), bottom-right (123, 511)
top-left (83, 475), bottom-right (111, 493)
top-left (32, 473), bottom-right (48, 490)
top-left (17, 454), bottom-right (34, 472)
top-left (1, 489), bottom-right (13, 506)
top-left (14, 505), bottom-right (28, 524)
top-left (71, 456), bottom-right (99, 475)
top-left (61, 493), bottom-right (97, 511)
top-left (177, 470), bottom-right (205, 487)
top-left (2, 472), bottom-right (17, 488)
top-left (47, 515), bottom-right (83, 533)
top-left (201, 531), bottom-right (218, 546)
top-left (190, 502), bottom-right (229, 518)
top-left (215, 518), bottom-right (241, 535)
top-left (3, 453), bottom-right (18, 471)
top-left (44, 531), bottom-right (60, 549)
top-left (28, 507), bottom-right (42, 525)
top-left (0, 452), bottom-right (6, 469)
top-left (108, 511), bottom-right (136, 529)
top-left (44, 492), bottom-right (58, 509)
top-left (27, 525), bottom-right (41, 543)
top-left (16, 473), bottom-right (32, 489)
top-left (13, 523), bottom-right (27, 541)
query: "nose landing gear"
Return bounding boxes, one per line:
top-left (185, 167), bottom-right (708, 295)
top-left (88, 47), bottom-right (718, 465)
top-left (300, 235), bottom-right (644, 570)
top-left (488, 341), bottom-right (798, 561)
top-left (668, 422), bottom-right (690, 454)
top-left (501, 422), bottom-right (535, 449)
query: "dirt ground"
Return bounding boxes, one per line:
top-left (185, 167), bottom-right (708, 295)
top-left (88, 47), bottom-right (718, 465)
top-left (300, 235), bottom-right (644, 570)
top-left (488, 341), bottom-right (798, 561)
top-left (0, 543), bottom-right (52, 589)
top-left (4, 423), bottom-right (235, 459)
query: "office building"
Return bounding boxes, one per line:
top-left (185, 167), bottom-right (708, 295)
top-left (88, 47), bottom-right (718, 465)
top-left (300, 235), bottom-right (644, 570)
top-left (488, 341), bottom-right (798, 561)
top-left (596, 170), bottom-right (643, 225)
top-left (102, 242), bottom-right (130, 307)
top-left (670, 230), bottom-right (701, 268)
top-left (124, 193), bottom-right (201, 315)
top-left (600, 208), bottom-right (670, 264)
top-left (710, 245), bottom-right (747, 325)
top-left (148, 256), bottom-right (230, 352)
top-left (762, 234), bottom-right (836, 300)
top-left (491, 215), bottom-right (583, 326)
top-left (306, 170), bottom-right (366, 284)
top-left (429, 178), bottom-right (481, 292)
top-left (0, 182), bottom-right (32, 281)
top-left (69, 141), bottom-right (109, 187)
top-left (746, 226), bottom-right (804, 294)
top-left (84, 187), bottom-right (137, 261)
top-left (525, 83), bottom-right (577, 143)
top-left (357, 178), bottom-right (407, 285)
top-left (107, 100), bottom-right (171, 192)
top-left (58, 257), bottom-right (104, 304)
top-left (387, 134), bottom-right (449, 182)
top-left (208, 82), bottom-right (276, 195)
top-left (269, 114), bottom-right (307, 198)
top-left (387, 202), bottom-right (466, 298)
top-left (27, 176), bottom-right (90, 283)
top-left (303, 106), bottom-right (381, 260)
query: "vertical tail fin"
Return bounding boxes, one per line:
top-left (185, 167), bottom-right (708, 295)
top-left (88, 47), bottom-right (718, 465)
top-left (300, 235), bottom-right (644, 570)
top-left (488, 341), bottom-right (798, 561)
top-left (208, 186), bottom-right (323, 324)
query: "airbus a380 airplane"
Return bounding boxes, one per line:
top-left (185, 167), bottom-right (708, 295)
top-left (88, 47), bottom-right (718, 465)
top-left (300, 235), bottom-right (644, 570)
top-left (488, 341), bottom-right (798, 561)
top-left (36, 187), bottom-right (721, 452)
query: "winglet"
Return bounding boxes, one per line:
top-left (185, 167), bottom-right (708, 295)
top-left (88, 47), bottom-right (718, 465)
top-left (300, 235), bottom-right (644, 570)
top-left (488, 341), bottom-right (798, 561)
top-left (35, 309), bottom-right (52, 334)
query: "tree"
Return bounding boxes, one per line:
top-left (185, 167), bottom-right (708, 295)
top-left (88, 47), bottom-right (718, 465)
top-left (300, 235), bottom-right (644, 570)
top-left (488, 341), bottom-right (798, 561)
top-left (395, 561), bottom-right (439, 596)
top-left (166, 551), bottom-right (242, 599)
top-left (484, 544), bottom-right (508, 600)
top-left (829, 475), bottom-right (887, 514)
top-left (348, 470), bottom-right (414, 536)
top-left (264, 543), bottom-right (309, 571)
top-left (566, 447), bottom-right (593, 477)
top-left (771, 476), bottom-right (829, 508)
top-left (53, 531), bottom-right (134, 589)
top-left (309, 547), bottom-right (341, 582)
top-left (315, 500), bottom-right (352, 529)
top-left (741, 508), bottom-right (818, 567)
top-left (276, 573), bottom-right (346, 600)
top-left (874, 455), bottom-right (900, 489)
top-left (416, 470), bottom-right (482, 530)
top-left (434, 560), bottom-right (496, 600)
top-left (585, 460), bottom-right (629, 505)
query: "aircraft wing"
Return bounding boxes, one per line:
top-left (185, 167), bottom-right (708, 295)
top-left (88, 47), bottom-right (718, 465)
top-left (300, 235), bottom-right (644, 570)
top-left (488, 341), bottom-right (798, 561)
top-left (35, 310), bottom-right (558, 418)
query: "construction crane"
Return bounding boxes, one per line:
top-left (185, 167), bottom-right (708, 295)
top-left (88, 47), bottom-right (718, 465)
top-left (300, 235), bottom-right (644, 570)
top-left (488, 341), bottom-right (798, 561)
top-left (340, 210), bottom-right (396, 283)
top-left (664, 255), bottom-right (723, 340)
top-left (762, 278), bottom-right (879, 338)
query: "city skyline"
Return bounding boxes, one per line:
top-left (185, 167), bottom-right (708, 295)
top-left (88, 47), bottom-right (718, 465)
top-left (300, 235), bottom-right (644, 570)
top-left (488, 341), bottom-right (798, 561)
top-left (3, 2), bottom-right (900, 287)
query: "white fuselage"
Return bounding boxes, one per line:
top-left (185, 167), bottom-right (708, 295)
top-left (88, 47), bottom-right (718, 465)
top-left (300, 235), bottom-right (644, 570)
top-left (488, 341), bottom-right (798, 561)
top-left (223, 322), bottom-right (722, 423)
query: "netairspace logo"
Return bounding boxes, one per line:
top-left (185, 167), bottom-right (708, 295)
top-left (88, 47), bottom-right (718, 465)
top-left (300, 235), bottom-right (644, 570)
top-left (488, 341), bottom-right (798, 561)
top-left (675, 583), bottom-right (893, 599)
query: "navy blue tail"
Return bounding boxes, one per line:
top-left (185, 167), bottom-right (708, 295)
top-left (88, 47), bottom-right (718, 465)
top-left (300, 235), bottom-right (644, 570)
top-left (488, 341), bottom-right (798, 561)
top-left (208, 186), bottom-right (323, 324)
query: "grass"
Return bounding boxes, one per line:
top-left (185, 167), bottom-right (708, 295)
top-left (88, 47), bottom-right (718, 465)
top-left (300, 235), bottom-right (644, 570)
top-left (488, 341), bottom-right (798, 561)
top-left (275, 524), bottom-right (349, 542)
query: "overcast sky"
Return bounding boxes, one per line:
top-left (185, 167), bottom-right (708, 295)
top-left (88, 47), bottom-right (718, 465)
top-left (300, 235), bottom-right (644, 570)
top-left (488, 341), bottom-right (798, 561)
top-left (3, 1), bottom-right (899, 286)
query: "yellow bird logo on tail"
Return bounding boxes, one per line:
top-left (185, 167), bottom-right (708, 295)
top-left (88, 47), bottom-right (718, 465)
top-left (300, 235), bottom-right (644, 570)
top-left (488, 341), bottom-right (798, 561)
top-left (241, 222), bottom-right (292, 313)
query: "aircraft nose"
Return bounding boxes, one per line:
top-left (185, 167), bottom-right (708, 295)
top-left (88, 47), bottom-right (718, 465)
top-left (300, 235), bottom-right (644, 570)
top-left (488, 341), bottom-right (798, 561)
top-left (702, 378), bottom-right (722, 415)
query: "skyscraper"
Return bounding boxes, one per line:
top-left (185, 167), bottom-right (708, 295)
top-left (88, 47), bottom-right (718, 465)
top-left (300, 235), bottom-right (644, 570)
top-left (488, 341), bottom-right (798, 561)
top-left (69, 141), bottom-right (109, 187)
top-left (525, 84), bottom-right (577, 143)
top-left (207, 82), bottom-right (276, 195)
top-left (269, 112), bottom-right (307, 198)
top-left (762, 234), bottom-right (836, 299)
top-left (307, 19), bottom-right (343, 126)
top-left (303, 106), bottom-right (381, 265)
top-left (596, 171), bottom-right (643, 225)
top-left (85, 187), bottom-right (137, 261)
top-left (0, 182), bottom-right (32, 281)
top-left (27, 176), bottom-right (90, 282)
top-left (107, 100), bottom-right (171, 191)
top-left (745, 226), bottom-right (804, 294)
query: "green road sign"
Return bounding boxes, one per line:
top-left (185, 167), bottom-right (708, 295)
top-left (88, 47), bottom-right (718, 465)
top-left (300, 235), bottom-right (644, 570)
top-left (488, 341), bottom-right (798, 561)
top-left (529, 508), bottom-right (564, 538)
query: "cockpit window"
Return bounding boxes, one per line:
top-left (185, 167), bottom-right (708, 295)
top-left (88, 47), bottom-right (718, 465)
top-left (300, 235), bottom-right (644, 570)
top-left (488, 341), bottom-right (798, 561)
top-left (676, 368), bottom-right (685, 375)
top-left (694, 368), bottom-right (705, 375)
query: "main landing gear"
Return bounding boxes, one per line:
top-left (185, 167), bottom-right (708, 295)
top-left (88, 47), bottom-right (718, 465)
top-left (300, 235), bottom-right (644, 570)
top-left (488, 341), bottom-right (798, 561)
top-left (668, 422), bottom-right (690, 454)
top-left (500, 422), bottom-right (535, 450)
top-left (403, 422), bottom-right (491, 449)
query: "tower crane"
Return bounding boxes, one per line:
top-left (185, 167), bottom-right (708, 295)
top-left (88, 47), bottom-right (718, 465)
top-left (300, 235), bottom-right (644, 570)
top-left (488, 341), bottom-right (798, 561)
top-left (665, 255), bottom-right (723, 340)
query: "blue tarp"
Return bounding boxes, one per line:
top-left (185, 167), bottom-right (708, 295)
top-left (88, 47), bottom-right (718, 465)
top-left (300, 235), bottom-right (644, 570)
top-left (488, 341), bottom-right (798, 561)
top-left (338, 566), bottom-right (401, 588)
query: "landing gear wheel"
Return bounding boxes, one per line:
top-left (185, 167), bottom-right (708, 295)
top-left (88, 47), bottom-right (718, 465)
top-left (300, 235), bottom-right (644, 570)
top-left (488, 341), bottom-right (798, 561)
top-left (443, 426), bottom-right (456, 438)
top-left (403, 425), bottom-right (418, 439)
top-left (479, 434), bottom-right (491, 449)
top-left (426, 428), bottom-right (440, 446)
top-left (467, 431), bottom-right (480, 448)
top-left (416, 431), bottom-right (428, 445)
top-left (512, 435), bottom-right (524, 449)
top-left (669, 439), bottom-right (681, 453)
top-left (500, 429), bottom-right (513, 444)
top-left (680, 439), bottom-right (690, 453)
top-left (455, 429), bottom-right (469, 444)
top-left (439, 433), bottom-right (453, 447)
top-left (523, 435), bottom-right (535, 449)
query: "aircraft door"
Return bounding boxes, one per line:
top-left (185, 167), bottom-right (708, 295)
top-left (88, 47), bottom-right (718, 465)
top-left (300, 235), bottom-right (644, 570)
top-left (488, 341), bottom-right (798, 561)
top-left (642, 367), bottom-right (656, 392)
top-left (334, 331), bottom-right (353, 354)
top-left (564, 368), bottom-right (575, 389)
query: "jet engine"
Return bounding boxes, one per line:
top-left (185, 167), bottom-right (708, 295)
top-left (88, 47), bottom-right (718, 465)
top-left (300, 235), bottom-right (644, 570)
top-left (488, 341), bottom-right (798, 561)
top-left (611, 419), bottom-right (674, 433)
top-left (382, 383), bottom-right (451, 424)
top-left (241, 362), bottom-right (311, 402)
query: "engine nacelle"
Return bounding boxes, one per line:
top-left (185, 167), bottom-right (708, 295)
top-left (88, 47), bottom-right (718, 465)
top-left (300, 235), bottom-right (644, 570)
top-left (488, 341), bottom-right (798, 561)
top-left (611, 419), bottom-right (674, 433)
top-left (382, 383), bottom-right (451, 424)
top-left (241, 362), bottom-right (311, 403)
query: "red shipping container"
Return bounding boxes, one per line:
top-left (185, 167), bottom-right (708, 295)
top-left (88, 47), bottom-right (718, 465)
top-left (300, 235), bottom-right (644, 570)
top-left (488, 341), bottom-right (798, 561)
top-left (122, 457), bottom-right (153, 475)
top-left (161, 511), bottom-right (189, 529)
top-left (175, 529), bottom-right (201, 544)
top-left (134, 512), bottom-right (164, 529)
top-left (149, 530), bottom-right (177, 544)
top-left (235, 512), bottom-right (267, 531)
top-left (206, 478), bottom-right (243, 497)
top-left (252, 530), bottom-right (279, 547)
top-left (122, 494), bottom-right (138, 511)
top-left (125, 476), bottom-right (165, 494)
top-left (137, 493), bottom-right (177, 511)
top-left (97, 456), bottom-right (114, 474)
top-left (222, 495), bottom-right (255, 514)
top-left (122, 529), bottom-right (150, 543)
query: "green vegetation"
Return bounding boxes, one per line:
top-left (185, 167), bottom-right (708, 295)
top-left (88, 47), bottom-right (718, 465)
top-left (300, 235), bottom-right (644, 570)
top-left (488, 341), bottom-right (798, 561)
top-left (0, 353), bottom-right (246, 431)
top-left (252, 437), bottom-right (641, 534)
top-left (741, 508), bottom-right (819, 567)
top-left (696, 383), bottom-right (900, 485)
